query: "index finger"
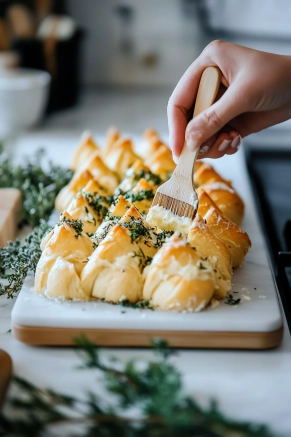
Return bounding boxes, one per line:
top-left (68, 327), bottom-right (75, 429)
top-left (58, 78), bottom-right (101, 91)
top-left (167, 59), bottom-right (207, 157)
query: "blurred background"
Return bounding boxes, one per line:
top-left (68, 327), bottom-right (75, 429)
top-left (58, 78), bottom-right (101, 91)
top-left (0, 0), bottom-right (291, 144)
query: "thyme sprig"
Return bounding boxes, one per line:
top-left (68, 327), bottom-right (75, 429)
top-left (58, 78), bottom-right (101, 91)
top-left (0, 146), bottom-right (72, 228)
top-left (0, 336), bottom-right (274, 436)
top-left (0, 220), bottom-right (51, 298)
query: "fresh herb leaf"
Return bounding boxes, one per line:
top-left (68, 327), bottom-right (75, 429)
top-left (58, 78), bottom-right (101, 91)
top-left (198, 262), bottom-right (207, 270)
top-left (59, 216), bottom-right (83, 239)
top-left (132, 247), bottom-right (152, 269)
top-left (83, 192), bottom-right (110, 219)
top-left (224, 294), bottom-right (241, 306)
top-left (153, 229), bottom-right (174, 248)
top-left (121, 217), bottom-right (151, 244)
top-left (124, 189), bottom-right (155, 203)
top-left (0, 335), bottom-right (275, 437)
top-left (133, 168), bottom-right (162, 186)
top-left (118, 299), bottom-right (154, 310)
top-left (0, 147), bottom-right (72, 227)
top-left (0, 220), bottom-right (52, 298)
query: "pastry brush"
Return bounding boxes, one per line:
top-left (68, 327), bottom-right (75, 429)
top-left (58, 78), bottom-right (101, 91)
top-left (151, 66), bottom-right (221, 219)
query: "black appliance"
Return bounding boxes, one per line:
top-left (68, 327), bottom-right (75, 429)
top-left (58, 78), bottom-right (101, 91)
top-left (246, 147), bottom-right (291, 333)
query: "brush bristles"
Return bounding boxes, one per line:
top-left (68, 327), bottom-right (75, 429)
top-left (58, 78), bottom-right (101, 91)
top-left (152, 192), bottom-right (197, 219)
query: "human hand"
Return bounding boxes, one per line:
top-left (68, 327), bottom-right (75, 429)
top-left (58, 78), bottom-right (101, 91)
top-left (167, 40), bottom-right (291, 160)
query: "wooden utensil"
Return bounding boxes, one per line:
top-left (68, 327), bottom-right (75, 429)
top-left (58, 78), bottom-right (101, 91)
top-left (7, 4), bottom-right (36, 39)
top-left (0, 350), bottom-right (12, 409)
top-left (0, 19), bottom-right (10, 51)
top-left (151, 66), bottom-right (221, 219)
top-left (0, 188), bottom-right (22, 247)
top-left (35, 0), bottom-right (54, 24)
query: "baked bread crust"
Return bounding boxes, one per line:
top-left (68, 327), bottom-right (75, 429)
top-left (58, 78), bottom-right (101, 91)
top-left (71, 132), bottom-right (99, 171)
top-left (81, 206), bottom-right (158, 303)
top-left (194, 163), bottom-right (244, 225)
top-left (143, 234), bottom-right (215, 311)
top-left (55, 170), bottom-right (95, 212)
top-left (35, 212), bottom-right (94, 300)
top-left (188, 215), bottom-right (232, 299)
top-left (197, 189), bottom-right (251, 268)
top-left (45, 128), bottom-right (252, 310)
top-left (145, 144), bottom-right (176, 178)
top-left (105, 138), bottom-right (140, 180)
top-left (102, 126), bottom-right (120, 158)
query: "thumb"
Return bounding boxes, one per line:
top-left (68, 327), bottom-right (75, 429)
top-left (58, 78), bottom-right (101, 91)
top-left (185, 85), bottom-right (245, 151)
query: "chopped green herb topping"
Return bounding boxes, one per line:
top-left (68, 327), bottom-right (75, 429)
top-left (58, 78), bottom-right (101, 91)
top-left (132, 168), bottom-right (162, 186)
top-left (93, 216), bottom-right (120, 243)
top-left (132, 247), bottom-right (153, 269)
top-left (224, 294), bottom-right (241, 306)
top-left (118, 299), bottom-right (154, 310)
top-left (59, 216), bottom-right (83, 239)
top-left (198, 262), bottom-right (208, 270)
top-left (83, 192), bottom-right (109, 219)
top-left (121, 218), bottom-right (152, 244)
top-left (152, 229), bottom-right (174, 248)
top-left (125, 189), bottom-right (155, 203)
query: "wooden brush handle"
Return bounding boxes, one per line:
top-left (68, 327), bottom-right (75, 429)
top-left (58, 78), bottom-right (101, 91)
top-left (175, 66), bottom-right (221, 180)
top-left (0, 349), bottom-right (12, 409)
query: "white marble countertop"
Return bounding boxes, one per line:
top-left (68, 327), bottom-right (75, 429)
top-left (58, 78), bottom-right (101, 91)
top-left (1, 87), bottom-right (291, 436)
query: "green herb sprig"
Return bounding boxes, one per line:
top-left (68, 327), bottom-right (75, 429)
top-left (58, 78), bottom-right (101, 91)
top-left (0, 220), bottom-right (51, 298)
top-left (0, 335), bottom-right (275, 436)
top-left (0, 147), bottom-right (72, 228)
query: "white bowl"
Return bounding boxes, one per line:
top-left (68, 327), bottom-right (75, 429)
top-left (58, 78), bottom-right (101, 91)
top-left (0, 68), bottom-right (51, 137)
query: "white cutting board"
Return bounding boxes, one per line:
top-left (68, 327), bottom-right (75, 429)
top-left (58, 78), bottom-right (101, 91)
top-left (11, 149), bottom-right (283, 349)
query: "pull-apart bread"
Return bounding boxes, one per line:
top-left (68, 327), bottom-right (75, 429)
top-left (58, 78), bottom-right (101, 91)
top-left (35, 212), bottom-right (94, 300)
top-left (104, 138), bottom-right (140, 180)
top-left (143, 234), bottom-right (215, 311)
top-left (56, 155), bottom-right (118, 211)
top-left (66, 180), bottom-right (110, 234)
top-left (34, 129), bottom-right (251, 311)
top-left (71, 132), bottom-right (99, 171)
top-left (194, 163), bottom-right (244, 225)
top-left (81, 206), bottom-right (159, 303)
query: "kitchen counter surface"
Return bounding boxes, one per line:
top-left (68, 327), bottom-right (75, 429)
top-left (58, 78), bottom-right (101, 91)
top-left (1, 87), bottom-right (291, 436)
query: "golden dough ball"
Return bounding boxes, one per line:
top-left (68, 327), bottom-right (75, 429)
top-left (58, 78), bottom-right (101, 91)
top-left (143, 234), bottom-right (215, 311)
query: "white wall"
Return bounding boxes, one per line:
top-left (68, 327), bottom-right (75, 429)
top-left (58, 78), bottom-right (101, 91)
top-left (67, 0), bottom-right (206, 86)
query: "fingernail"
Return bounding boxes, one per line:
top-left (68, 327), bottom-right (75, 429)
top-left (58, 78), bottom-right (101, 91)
top-left (218, 139), bottom-right (232, 152)
top-left (199, 145), bottom-right (209, 155)
top-left (187, 136), bottom-right (199, 151)
top-left (231, 135), bottom-right (242, 149)
top-left (172, 154), bottom-right (179, 164)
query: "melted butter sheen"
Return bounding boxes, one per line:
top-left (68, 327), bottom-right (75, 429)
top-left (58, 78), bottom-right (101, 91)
top-left (155, 255), bottom-right (214, 282)
top-left (147, 205), bottom-right (192, 237)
